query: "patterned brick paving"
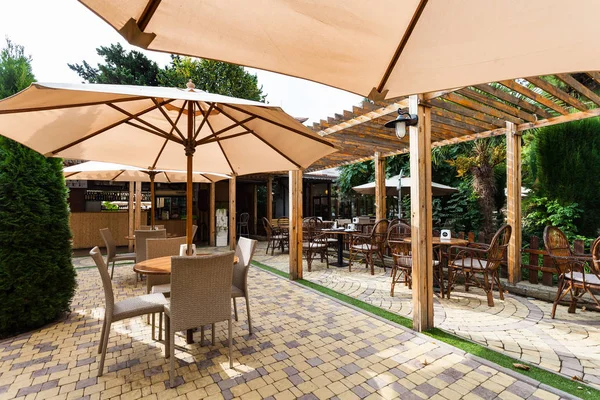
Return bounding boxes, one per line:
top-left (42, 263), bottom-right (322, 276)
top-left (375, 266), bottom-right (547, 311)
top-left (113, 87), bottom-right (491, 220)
top-left (254, 242), bottom-right (600, 389)
top-left (0, 250), bottom-right (571, 399)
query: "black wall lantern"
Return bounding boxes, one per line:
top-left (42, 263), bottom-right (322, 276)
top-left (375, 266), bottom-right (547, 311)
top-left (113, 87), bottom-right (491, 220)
top-left (384, 109), bottom-right (418, 139)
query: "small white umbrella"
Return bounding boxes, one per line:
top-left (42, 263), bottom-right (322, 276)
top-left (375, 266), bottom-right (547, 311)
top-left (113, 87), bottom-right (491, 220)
top-left (63, 161), bottom-right (229, 228)
top-left (0, 82), bottom-right (336, 251)
top-left (353, 175), bottom-right (457, 197)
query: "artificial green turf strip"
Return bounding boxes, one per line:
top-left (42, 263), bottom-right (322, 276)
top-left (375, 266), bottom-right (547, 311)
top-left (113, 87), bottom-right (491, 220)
top-left (251, 260), bottom-right (599, 399)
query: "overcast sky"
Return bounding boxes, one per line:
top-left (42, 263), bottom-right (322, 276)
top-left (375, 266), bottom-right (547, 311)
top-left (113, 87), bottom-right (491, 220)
top-left (0, 0), bottom-right (362, 124)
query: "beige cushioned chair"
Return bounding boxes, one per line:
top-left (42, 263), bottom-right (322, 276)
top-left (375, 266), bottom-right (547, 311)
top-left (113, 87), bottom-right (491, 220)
top-left (90, 247), bottom-right (167, 377)
top-left (165, 252), bottom-right (235, 387)
top-left (99, 228), bottom-right (136, 279)
top-left (135, 229), bottom-right (166, 264)
top-left (233, 237), bottom-right (258, 334)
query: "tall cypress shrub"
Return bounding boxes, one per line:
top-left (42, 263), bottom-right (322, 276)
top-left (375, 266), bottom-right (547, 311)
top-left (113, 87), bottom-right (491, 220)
top-left (534, 118), bottom-right (600, 237)
top-left (0, 39), bottom-right (75, 337)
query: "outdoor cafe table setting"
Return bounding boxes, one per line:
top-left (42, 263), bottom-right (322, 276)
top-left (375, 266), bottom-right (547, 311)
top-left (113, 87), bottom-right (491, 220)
top-left (321, 226), bottom-right (360, 267)
top-left (134, 253), bottom-right (239, 344)
top-left (394, 236), bottom-right (469, 298)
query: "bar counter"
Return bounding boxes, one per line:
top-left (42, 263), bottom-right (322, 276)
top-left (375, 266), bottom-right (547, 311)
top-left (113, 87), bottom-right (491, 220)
top-left (70, 211), bottom-right (147, 249)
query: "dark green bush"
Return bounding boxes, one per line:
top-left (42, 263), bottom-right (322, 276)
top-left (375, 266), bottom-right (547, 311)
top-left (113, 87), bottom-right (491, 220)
top-left (0, 137), bottom-right (76, 337)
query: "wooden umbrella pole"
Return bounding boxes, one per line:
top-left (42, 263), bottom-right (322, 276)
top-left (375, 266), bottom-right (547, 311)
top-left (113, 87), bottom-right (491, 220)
top-left (150, 172), bottom-right (156, 229)
top-left (186, 100), bottom-right (194, 254)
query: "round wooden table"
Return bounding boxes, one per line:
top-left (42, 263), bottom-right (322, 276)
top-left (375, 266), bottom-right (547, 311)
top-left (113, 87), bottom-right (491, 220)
top-left (134, 254), bottom-right (239, 275)
top-left (125, 233), bottom-right (180, 240)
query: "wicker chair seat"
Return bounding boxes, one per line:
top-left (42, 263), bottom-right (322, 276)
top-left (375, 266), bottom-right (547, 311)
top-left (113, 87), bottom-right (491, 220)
top-left (303, 242), bottom-right (327, 249)
top-left (151, 283), bottom-right (171, 295)
top-left (566, 272), bottom-right (600, 285)
top-left (113, 293), bottom-right (167, 321)
top-left (397, 257), bottom-right (440, 267)
top-left (231, 285), bottom-right (244, 298)
top-left (351, 243), bottom-right (377, 251)
top-left (450, 257), bottom-right (489, 270)
top-left (114, 252), bottom-right (136, 261)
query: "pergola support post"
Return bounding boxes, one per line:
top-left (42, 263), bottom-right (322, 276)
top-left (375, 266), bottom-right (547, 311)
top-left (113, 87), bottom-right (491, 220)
top-left (374, 151), bottom-right (386, 220)
top-left (409, 94), bottom-right (434, 332)
top-left (506, 121), bottom-right (522, 284)
top-left (266, 175), bottom-right (273, 223)
top-left (229, 175), bottom-right (237, 251)
top-left (209, 182), bottom-right (216, 246)
top-left (289, 170), bottom-right (303, 280)
top-left (128, 181), bottom-right (134, 251)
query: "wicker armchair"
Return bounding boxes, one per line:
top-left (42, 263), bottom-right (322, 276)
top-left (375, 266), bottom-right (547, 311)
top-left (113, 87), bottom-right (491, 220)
top-left (545, 226), bottom-right (600, 318)
top-left (233, 237), bottom-right (258, 334)
top-left (262, 217), bottom-right (287, 255)
top-left (349, 219), bottom-right (389, 275)
top-left (302, 223), bottom-right (330, 272)
top-left (165, 252), bottom-right (235, 387)
top-left (447, 224), bottom-right (511, 307)
top-left (386, 221), bottom-right (413, 296)
top-left (90, 247), bottom-right (167, 377)
top-left (99, 228), bottom-right (136, 279)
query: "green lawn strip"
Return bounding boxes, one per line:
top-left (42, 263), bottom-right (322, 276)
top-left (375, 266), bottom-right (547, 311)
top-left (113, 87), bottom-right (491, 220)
top-left (251, 260), bottom-right (597, 399)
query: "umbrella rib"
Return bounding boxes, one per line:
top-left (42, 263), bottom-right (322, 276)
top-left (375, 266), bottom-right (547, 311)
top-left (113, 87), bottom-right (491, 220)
top-left (151, 104), bottom-right (186, 169)
top-left (152, 98), bottom-right (186, 142)
top-left (138, 0), bottom-right (161, 31)
top-left (125, 121), bottom-right (184, 144)
top-left (193, 102), bottom-right (214, 141)
top-left (198, 131), bottom-right (252, 145)
top-left (204, 115), bottom-right (235, 174)
top-left (49, 99), bottom-right (172, 155)
top-left (224, 103), bottom-right (336, 148)
top-left (111, 170), bottom-right (126, 181)
top-left (200, 173), bottom-right (216, 183)
top-left (163, 172), bottom-right (171, 183)
top-left (0, 96), bottom-right (149, 115)
top-left (108, 103), bottom-right (174, 138)
top-left (376, 0), bottom-right (429, 94)
top-left (213, 104), bottom-right (302, 169)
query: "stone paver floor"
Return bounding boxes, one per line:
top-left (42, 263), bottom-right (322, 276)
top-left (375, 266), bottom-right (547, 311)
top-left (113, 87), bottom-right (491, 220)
top-left (0, 250), bottom-right (571, 400)
top-left (253, 241), bottom-right (600, 389)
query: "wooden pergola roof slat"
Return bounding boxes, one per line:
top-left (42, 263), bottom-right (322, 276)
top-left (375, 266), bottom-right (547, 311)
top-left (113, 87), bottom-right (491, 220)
top-left (472, 83), bottom-right (553, 119)
top-left (556, 74), bottom-right (600, 108)
top-left (499, 79), bottom-right (570, 116)
top-left (526, 76), bottom-right (589, 112)
top-left (452, 89), bottom-right (529, 124)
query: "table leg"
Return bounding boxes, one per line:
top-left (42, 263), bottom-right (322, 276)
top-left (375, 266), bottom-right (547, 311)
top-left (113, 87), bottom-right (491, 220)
top-left (331, 234), bottom-right (348, 267)
top-left (186, 329), bottom-right (194, 344)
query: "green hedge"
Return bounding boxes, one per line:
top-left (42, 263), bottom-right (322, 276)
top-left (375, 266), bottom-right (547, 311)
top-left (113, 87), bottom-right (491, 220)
top-left (0, 138), bottom-right (76, 337)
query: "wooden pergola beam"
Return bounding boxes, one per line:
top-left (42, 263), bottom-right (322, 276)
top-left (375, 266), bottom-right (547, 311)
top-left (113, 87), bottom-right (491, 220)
top-left (266, 175), bottom-right (273, 222)
top-left (526, 76), bottom-right (589, 112)
top-left (452, 90), bottom-right (529, 124)
top-left (229, 175), bottom-right (236, 251)
top-left (427, 98), bottom-right (505, 128)
top-left (472, 83), bottom-right (553, 119)
top-left (209, 182), bottom-right (216, 246)
top-left (499, 80), bottom-right (570, 116)
top-left (556, 73), bottom-right (600, 107)
top-left (431, 107), bottom-right (498, 131)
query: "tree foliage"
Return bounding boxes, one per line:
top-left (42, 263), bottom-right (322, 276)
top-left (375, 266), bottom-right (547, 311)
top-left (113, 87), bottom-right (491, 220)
top-left (68, 43), bottom-right (160, 86)
top-left (0, 39), bottom-right (75, 337)
top-left (158, 56), bottom-right (265, 101)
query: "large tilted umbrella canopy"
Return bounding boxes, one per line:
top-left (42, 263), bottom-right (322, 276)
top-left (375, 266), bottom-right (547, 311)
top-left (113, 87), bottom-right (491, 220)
top-left (63, 161), bottom-right (230, 228)
top-left (353, 175), bottom-right (457, 197)
top-left (0, 82), bottom-right (337, 250)
top-left (79, 0), bottom-right (600, 99)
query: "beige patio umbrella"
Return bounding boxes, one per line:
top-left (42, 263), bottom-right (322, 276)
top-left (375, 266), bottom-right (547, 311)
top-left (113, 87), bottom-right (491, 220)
top-left (63, 161), bottom-right (230, 228)
top-left (79, 0), bottom-right (600, 99)
top-left (353, 175), bottom-right (457, 197)
top-left (0, 82), bottom-right (337, 251)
